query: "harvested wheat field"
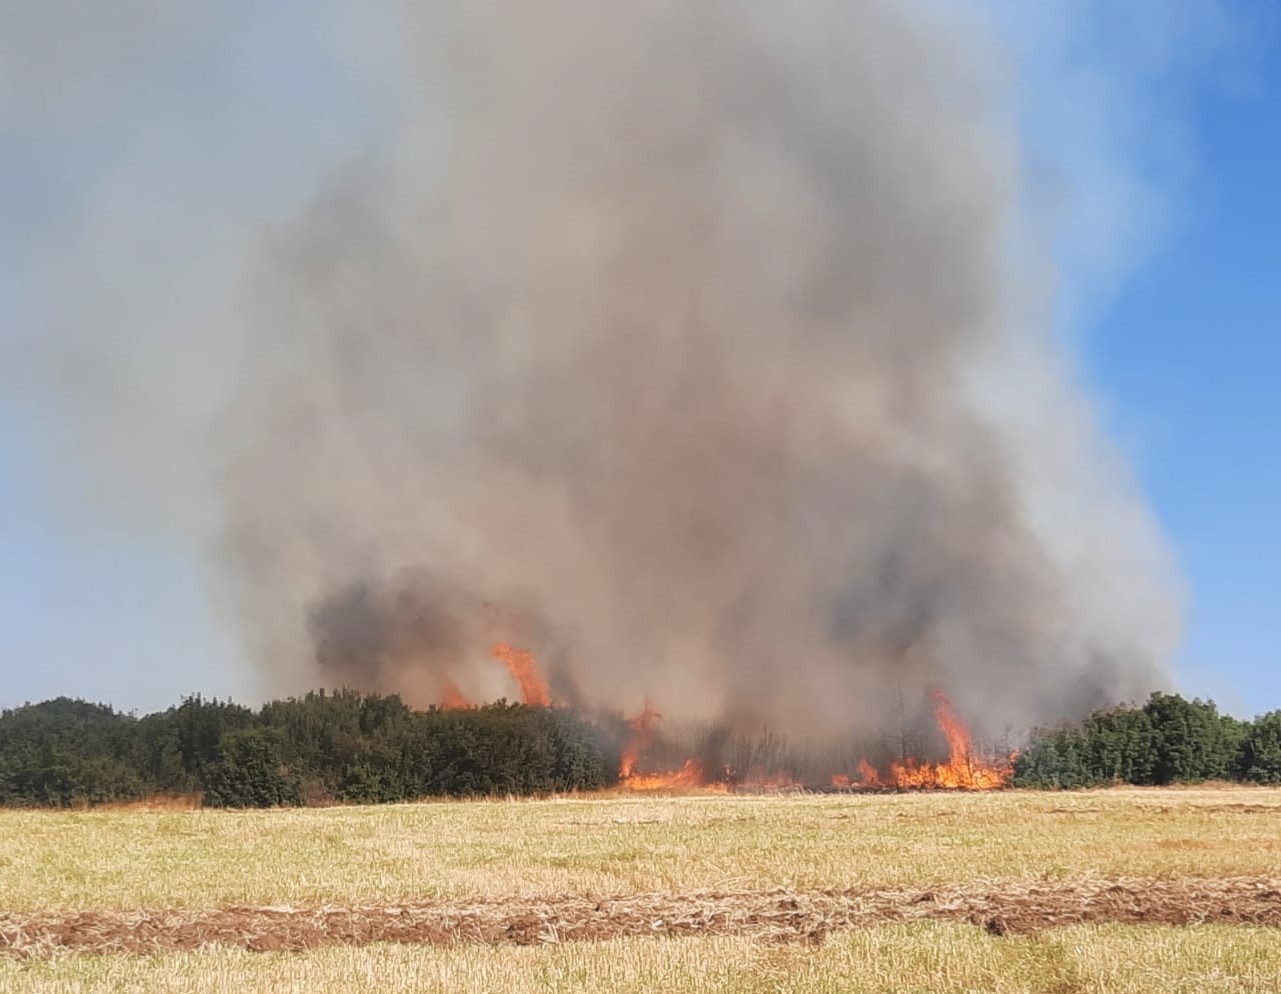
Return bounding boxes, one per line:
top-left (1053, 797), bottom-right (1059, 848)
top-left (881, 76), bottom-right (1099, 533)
top-left (3, 788), bottom-right (1281, 992)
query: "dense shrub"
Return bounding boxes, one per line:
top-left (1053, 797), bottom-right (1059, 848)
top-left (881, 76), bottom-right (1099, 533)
top-left (0, 692), bottom-right (617, 807)
top-left (1014, 692), bottom-right (1259, 789)
top-left (202, 728), bottom-right (303, 808)
top-left (0, 698), bottom-right (149, 806)
top-left (1239, 712), bottom-right (1281, 784)
top-left (1011, 726), bottom-right (1101, 789)
top-left (1142, 693), bottom-right (1243, 785)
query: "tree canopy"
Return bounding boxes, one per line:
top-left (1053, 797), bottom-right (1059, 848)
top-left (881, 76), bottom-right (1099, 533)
top-left (0, 692), bottom-right (617, 808)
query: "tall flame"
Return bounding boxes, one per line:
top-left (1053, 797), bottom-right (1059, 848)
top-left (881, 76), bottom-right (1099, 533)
top-left (491, 642), bottom-right (551, 707)
top-left (617, 705), bottom-right (726, 790)
top-left (838, 690), bottom-right (1013, 789)
top-left (619, 703), bottom-right (661, 780)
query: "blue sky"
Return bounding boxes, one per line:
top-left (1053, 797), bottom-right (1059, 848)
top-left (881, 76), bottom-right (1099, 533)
top-left (1085, 56), bottom-right (1281, 716)
top-left (1, 4), bottom-right (1277, 717)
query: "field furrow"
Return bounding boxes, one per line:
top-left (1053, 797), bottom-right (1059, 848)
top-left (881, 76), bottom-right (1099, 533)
top-left (4, 876), bottom-right (1280, 958)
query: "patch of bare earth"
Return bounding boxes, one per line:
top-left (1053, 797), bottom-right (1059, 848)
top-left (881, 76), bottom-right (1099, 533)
top-left (4, 878), bottom-right (1280, 957)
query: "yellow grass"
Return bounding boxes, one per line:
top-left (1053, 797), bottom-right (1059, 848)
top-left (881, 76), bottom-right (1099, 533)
top-left (1, 787), bottom-right (1279, 913)
top-left (5, 924), bottom-right (1281, 994)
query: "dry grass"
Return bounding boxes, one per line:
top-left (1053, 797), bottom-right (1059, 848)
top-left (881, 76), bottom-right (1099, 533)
top-left (4, 788), bottom-right (1280, 991)
top-left (5, 924), bottom-right (1281, 994)
top-left (1, 787), bottom-right (1279, 913)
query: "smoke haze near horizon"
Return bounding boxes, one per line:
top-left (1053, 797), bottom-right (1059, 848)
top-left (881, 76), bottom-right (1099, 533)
top-left (3, 1), bottom-right (1194, 734)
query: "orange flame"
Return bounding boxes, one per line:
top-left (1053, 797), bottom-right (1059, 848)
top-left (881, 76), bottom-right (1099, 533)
top-left (440, 679), bottom-right (470, 710)
top-left (491, 642), bottom-right (551, 707)
top-left (617, 706), bottom-right (731, 792)
top-left (616, 692), bottom-right (1012, 793)
top-left (840, 691), bottom-right (1012, 790)
top-left (621, 758), bottom-right (711, 790)
top-left (619, 703), bottom-right (661, 779)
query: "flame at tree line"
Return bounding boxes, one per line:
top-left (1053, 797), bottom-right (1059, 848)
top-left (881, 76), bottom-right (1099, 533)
top-left (436, 643), bottom-right (552, 710)
top-left (441, 643), bottom-right (1014, 790)
top-left (830, 692), bottom-right (1016, 790)
top-left (439, 679), bottom-right (470, 711)
top-left (490, 643), bottom-right (552, 708)
top-left (618, 704), bottom-right (661, 780)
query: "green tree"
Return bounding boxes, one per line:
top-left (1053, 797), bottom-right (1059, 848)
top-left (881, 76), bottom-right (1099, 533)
top-left (1239, 711), bottom-right (1281, 784)
top-left (1082, 705), bottom-right (1155, 784)
top-left (1142, 693), bottom-right (1240, 784)
top-left (202, 728), bottom-right (302, 808)
top-left (1012, 727), bottom-right (1100, 788)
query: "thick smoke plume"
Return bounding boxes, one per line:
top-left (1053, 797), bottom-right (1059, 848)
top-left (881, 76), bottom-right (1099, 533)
top-left (221, 1), bottom-right (1180, 735)
top-left (8, 2), bottom-right (1185, 733)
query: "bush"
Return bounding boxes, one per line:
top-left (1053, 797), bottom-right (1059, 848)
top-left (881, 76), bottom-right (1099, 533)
top-left (202, 728), bottom-right (302, 808)
top-left (1014, 692), bottom-right (1256, 789)
top-left (1012, 727), bottom-right (1101, 789)
top-left (1240, 712), bottom-right (1281, 784)
top-left (1142, 693), bottom-right (1242, 784)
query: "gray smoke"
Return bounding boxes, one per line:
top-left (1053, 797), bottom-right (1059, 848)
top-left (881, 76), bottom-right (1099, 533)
top-left (6, 2), bottom-right (1186, 733)
top-left (218, 1), bottom-right (1181, 733)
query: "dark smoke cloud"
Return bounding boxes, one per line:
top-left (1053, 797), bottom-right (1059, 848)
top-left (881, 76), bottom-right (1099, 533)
top-left (4, 2), bottom-right (1191, 731)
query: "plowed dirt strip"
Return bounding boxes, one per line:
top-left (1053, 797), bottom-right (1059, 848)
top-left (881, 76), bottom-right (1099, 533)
top-left (4, 878), bottom-right (1279, 958)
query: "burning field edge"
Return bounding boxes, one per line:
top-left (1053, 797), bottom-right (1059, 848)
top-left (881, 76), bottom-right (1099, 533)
top-left (4, 877), bottom-right (1280, 958)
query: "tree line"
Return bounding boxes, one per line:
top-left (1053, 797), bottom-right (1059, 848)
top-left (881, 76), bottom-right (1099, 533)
top-left (1011, 692), bottom-right (1281, 787)
top-left (0, 692), bottom-right (618, 808)
top-left (3, 689), bottom-right (1279, 807)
